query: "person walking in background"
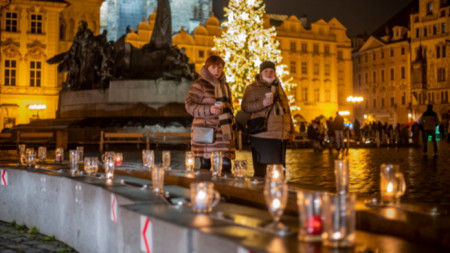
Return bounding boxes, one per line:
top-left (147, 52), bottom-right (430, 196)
top-left (333, 112), bottom-right (344, 151)
top-left (419, 104), bottom-right (440, 156)
top-left (185, 55), bottom-right (235, 172)
top-left (241, 61), bottom-right (295, 177)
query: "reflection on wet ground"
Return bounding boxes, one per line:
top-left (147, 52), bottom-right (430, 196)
top-left (2, 141), bottom-right (449, 204)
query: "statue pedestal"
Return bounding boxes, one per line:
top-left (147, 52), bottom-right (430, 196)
top-left (59, 79), bottom-right (192, 118)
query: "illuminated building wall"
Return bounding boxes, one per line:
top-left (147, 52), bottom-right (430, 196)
top-left (410, 0), bottom-right (450, 120)
top-left (352, 31), bottom-right (411, 125)
top-left (0, 0), bottom-right (103, 131)
top-left (130, 14), bottom-right (353, 122)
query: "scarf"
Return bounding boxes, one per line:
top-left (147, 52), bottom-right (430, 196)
top-left (200, 66), bottom-right (234, 141)
top-left (261, 76), bottom-right (286, 116)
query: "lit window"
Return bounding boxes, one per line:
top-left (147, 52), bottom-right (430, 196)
top-left (4, 60), bottom-right (16, 86)
top-left (31, 14), bottom-right (43, 34)
top-left (6, 12), bottom-right (18, 32)
top-left (30, 61), bottom-right (42, 87)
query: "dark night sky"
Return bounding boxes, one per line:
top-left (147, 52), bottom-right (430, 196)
top-left (213, 0), bottom-right (414, 37)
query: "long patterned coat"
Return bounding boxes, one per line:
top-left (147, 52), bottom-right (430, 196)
top-left (185, 67), bottom-right (236, 159)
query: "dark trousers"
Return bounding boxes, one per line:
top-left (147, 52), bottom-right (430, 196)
top-left (423, 130), bottom-right (438, 154)
top-left (199, 157), bottom-right (232, 173)
top-left (250, 137), bottom-right (287, 177)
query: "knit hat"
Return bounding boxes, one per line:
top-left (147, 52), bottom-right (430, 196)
top-left (260, 61), bottom-right (275, 73)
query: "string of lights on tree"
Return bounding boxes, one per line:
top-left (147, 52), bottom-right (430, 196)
top-left (213, 0), bottom-right (297, 110)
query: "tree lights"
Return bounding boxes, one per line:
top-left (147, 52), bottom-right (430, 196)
top-left (214, 0), bottom-right (296, 110)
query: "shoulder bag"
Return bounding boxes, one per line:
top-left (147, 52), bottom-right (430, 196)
top-left (247, 104), bottom-right (274, 134)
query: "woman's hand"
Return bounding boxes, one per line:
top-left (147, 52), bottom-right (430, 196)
top-left (262, 97), bottom-right (273, 107)
top-left (210, 105), bottom-right (221, 115)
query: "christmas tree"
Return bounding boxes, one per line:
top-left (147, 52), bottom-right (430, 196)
top-left (213, 0), bottom-right (296, 109)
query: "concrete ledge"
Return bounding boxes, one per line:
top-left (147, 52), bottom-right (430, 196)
top-left (0, 165), bottom-right (448, 252)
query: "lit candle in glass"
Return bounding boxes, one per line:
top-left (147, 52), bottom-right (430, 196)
top-left (306, 215), bottom-right (322, 235)
top-left (195, 190), bottom-right (208, 210)
top-left (55, 148), bottom-right (64, 163)
top-left (185, 151), bottom-right (194, 172)
top-left (115, 153), bottom-right (123, 167)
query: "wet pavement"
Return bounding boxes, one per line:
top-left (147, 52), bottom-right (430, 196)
top-left (3, 141), bottom-right (449, 204)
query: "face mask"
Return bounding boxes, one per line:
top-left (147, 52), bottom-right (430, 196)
top-left (262, 77), bottom-right (275, 84)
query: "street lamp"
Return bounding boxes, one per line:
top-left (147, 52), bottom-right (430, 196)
top-left (28, 104), bottom-right (46, 119)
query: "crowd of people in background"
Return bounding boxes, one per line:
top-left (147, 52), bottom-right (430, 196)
top-left (296, 109), bottom-right (450, 152)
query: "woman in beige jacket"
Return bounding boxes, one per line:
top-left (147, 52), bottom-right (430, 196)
top-left (185, 56), bottom-right (235, 172)
top-left (241, 61), bottom-right (295, 177)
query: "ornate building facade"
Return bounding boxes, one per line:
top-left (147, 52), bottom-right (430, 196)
top-left (410, 0), bottom-right (450, 120)
top-left (127, 14), bottom-right (353, 122)
top-left (100, 0), bottom-right (212, 42)
top-left (353, 0), bottom-right (450, 125)
top-left (352, 29), bottom-right (411, 125)
top-left (0, 0), bottom-right (103, 130)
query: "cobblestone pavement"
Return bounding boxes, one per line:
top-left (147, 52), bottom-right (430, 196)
top-left (0, 220), bottom-right (77, 252)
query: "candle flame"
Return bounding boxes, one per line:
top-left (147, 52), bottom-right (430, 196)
top-left (272, 198), bottom-right (281, 209)
top-left (387, 182), bottom-right (394, 193)
top-left (197, 190), bottom-right (207, 200)
top-left (332, 231), bottom-right (342, 239)
top-left (273, 170), bottom-right (280, 179)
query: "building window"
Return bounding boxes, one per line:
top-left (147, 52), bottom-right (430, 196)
top-left (301, 43), bottom-right (307, 53)
top-left (313, 44), bottom-right (319, 53)
top-left (324, 64), bottom-right (330, 76)
top-left (313, 63), bottom-right (319, 75)
top-left (365, 73), bottom-right (368, 84)
top-left (4, 60), bottom-right (16, 86)
top-left (325, 89), bottom-right (330, 102)
top-left (401, 47), bottom-right (405, 55)
top-left (391, 96), bottom-right (395, 107)
top-left (390, 68), bottom-right (395, 80)
top-left (290, 61), bottom-right (296, 74)
top-left (437, 68), bottom-right (446, 82)
top-left (390, 49), bottom-right (394, 57)
top-left (437, 46), bottom-right (441, 58)
top-left (373, 71), bottom-right (376, 82)
top-left (290, 41), bottom-right (296, 52)
top-left (365, 100), bottom-right (369, 109)
top-left (373, 98), bottom-right (377, 108)
top-left (424, 26), bottom-right (428, 37)
top-left (381, 51), bottom-right (384, 59)
top-left (358, 74), bottom-right (361, 86)
top-left (416, 28), bottom-right (420, 38)
top-left (338, 51), bottom-right (343, 60)
top-left (314, 88), bottom-right (320, 102)
top-left (5, 12), bottom-right (18, 32)
top-left (401, 92), bottom-right (406, 105)
top-left (373, 53), bottom-right (376, 60)
top-left (301, 87), bottom-right (308, 101)
top-left (381, 70), bottom-right (385, 82)
top-left (443, 45), bottom-right (446, 57)
top-left (427, 2), bottom-right (433, 14)
top-left (401, 66), bottom-right (406, 79)
top-left (30, 61), bottom-right (42, 87)
top-left (324, 45), bottom-right (330, 54)
top-left (381, 97), bottom-right (385, 108)
top-left (198, 50), bottom-right (204, 58)
top-left (301, 62), bottom-right (307, 74)
top-left (30, 14), bottom-right (43, 34)
top-left (442, 22), bottom-right (446, 33)
top-left (433, 24), bottom-right (437, 35)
